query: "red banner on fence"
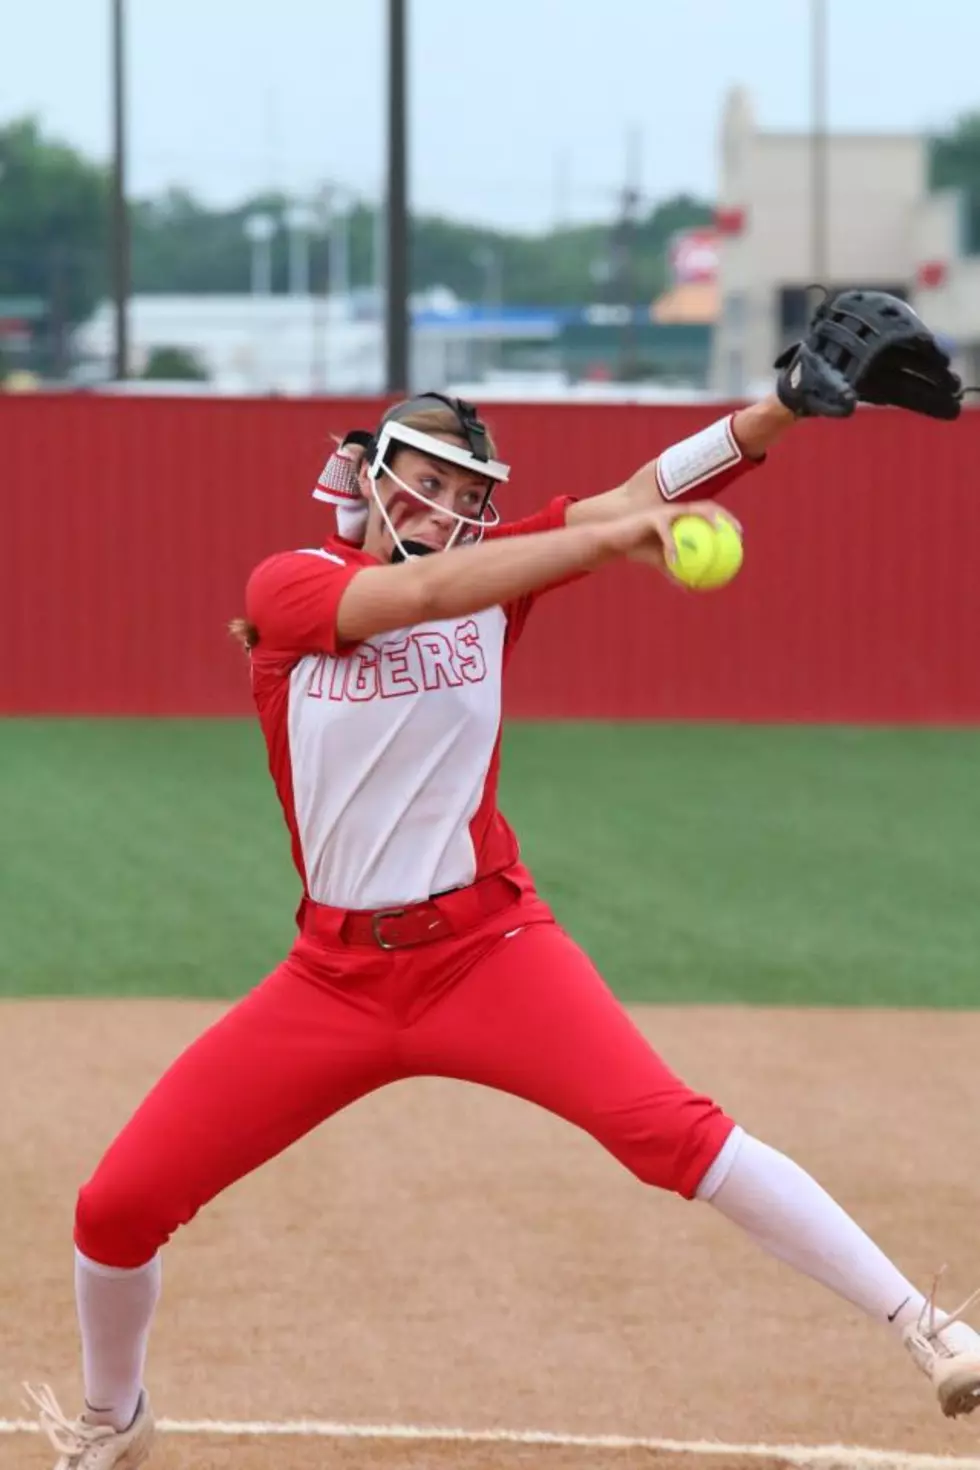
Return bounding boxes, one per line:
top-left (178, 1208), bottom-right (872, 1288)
top-left (3, 394), bottom-right (979, 721)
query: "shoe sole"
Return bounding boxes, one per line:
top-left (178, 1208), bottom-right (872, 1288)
top-left (938, 1364), bottom-right (980, 1418)
top-left (110, 1422), bottom-right (155, 1468)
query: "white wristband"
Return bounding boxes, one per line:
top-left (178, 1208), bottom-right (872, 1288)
top-left (655, 415), bottom-right (743, 501)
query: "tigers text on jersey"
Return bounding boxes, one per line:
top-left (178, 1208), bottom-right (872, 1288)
top-left (244, 498), bottom-right (573, 910)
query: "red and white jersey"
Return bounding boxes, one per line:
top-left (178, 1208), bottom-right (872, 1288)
top-left (245, 497), bottom-right (574, 911)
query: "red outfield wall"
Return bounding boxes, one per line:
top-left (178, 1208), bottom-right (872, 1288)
top-left (3, 393), bottom-right (979, 721)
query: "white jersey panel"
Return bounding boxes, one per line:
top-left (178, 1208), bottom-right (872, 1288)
top-left (287, 607), bottom-right (506, 909)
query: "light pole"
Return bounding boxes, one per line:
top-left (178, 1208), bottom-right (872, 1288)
top-left (472, 244), bottom-right (502, 312)
top-left (374, 194), bottom-right (387, 322)
top-left (330, 191), bottom-right (352, 303)
top-left (244, 213), bottom-right (276, 296)
top-left (285, 205), bottom-right (316, 296)
top-left (110, 0), bottom-right (131, 379)
top-left (315, 185), bottom-right (354, 303)
top-left (472, 244), bottom-right (502, 375)
top-left (310, 193), bottom-right (333, 396)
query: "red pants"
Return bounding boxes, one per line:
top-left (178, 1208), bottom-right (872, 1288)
top-left (75, 885), bottom-right (734, 1269)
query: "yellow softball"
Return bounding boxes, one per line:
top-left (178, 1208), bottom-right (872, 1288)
top-left (667, 513), bottom-right (744, 591)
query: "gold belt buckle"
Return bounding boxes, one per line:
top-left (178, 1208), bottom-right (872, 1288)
top-left (371, 907), bottom-right (408, 950)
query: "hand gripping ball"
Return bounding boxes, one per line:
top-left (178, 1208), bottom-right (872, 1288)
top-left (667, 513), bottom-right (744, 591)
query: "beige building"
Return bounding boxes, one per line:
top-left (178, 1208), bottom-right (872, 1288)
top-left (710, 88), bottom-right (973, 394)
top-left (910, 190), bottom-right (980, 384)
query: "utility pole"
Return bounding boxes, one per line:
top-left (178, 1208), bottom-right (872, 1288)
top-left (110, 0), bottom-right (131, 379)
top-left (385, 0), bottom-right (409, 393)
top-left (810, 0), bottom-right (829, 309)
top-left (613, 125), bottom-right (643, 380)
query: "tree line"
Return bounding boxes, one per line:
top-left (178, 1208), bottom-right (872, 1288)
top-left (5, 107), bottom-right (980, 356)
top-left (0, 116), bottom-right (711, 334)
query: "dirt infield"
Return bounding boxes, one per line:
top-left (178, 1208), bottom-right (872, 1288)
top-left (3, 1001), bottom-right (980, 1470)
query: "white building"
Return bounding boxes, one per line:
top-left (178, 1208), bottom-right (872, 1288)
top-left (74, 291), bottom-right (560, 396)
top-left (710, 88), bottom-right (972, 394)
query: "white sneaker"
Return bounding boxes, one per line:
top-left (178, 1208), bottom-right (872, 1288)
top-left (903, 1287), bottom-right (980, 1419)
top-left (23, 1383), bottom-right (155, 1469)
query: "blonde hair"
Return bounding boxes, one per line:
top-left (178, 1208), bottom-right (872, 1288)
top-left (228, 403), bottom-right (498, 652)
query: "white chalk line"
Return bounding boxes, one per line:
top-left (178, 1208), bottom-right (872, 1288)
top-left (1, 1418), bottom-right (980, 1466)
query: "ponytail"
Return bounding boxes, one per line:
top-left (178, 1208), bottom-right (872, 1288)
top-left (228, 617), bottom-right (259, 651)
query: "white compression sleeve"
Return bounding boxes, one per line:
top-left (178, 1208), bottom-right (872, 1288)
top-left (696, 1129), bottom-right (927, 1333)
top-left (75, 1248), bottom-right (161, 1430)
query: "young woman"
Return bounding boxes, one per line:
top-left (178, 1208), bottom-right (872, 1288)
top-left (26, 386), bottom-right (980, 1469)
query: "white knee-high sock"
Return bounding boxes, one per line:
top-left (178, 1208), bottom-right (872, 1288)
top-left (75, 1249), bottom-right (161, 1430)
top-left (697, 1128), bottom-right (931, 1335)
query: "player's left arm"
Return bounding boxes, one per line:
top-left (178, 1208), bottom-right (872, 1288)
top-left (570, 286), bottom-right (965, 532)
top-left (566, 394), bottom-right (796, 529)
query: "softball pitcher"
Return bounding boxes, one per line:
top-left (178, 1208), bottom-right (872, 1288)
top-left (26, 293), bottom-right (980, 1468)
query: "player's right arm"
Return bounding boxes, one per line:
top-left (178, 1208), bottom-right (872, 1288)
top-left (334, 500), bottom-right (728, 644)
top-left (246, 500), bottom-right (723, 654)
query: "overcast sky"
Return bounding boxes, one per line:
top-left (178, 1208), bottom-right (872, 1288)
top-left (5, 1), bottom-right (980, 232)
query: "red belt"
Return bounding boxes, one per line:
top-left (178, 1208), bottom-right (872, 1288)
top-left (301, 870), bottom-right (523, 950)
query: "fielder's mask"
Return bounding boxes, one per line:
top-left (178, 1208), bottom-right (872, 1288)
top-left (366, 393), bottom-right (509, 562)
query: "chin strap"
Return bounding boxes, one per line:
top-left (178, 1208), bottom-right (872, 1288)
top-left (390, 539), bottom-right (436, 564)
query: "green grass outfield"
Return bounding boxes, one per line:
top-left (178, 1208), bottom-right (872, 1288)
top-left (2, 719), bottom-right (978, 1006)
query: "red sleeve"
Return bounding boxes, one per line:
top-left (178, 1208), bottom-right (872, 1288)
top-left (486, 496), bottom-right (584, 651)
top-left (485, 494), bottom-right (576, 542)
top-left (245, 550), bottom-right (361, 657)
